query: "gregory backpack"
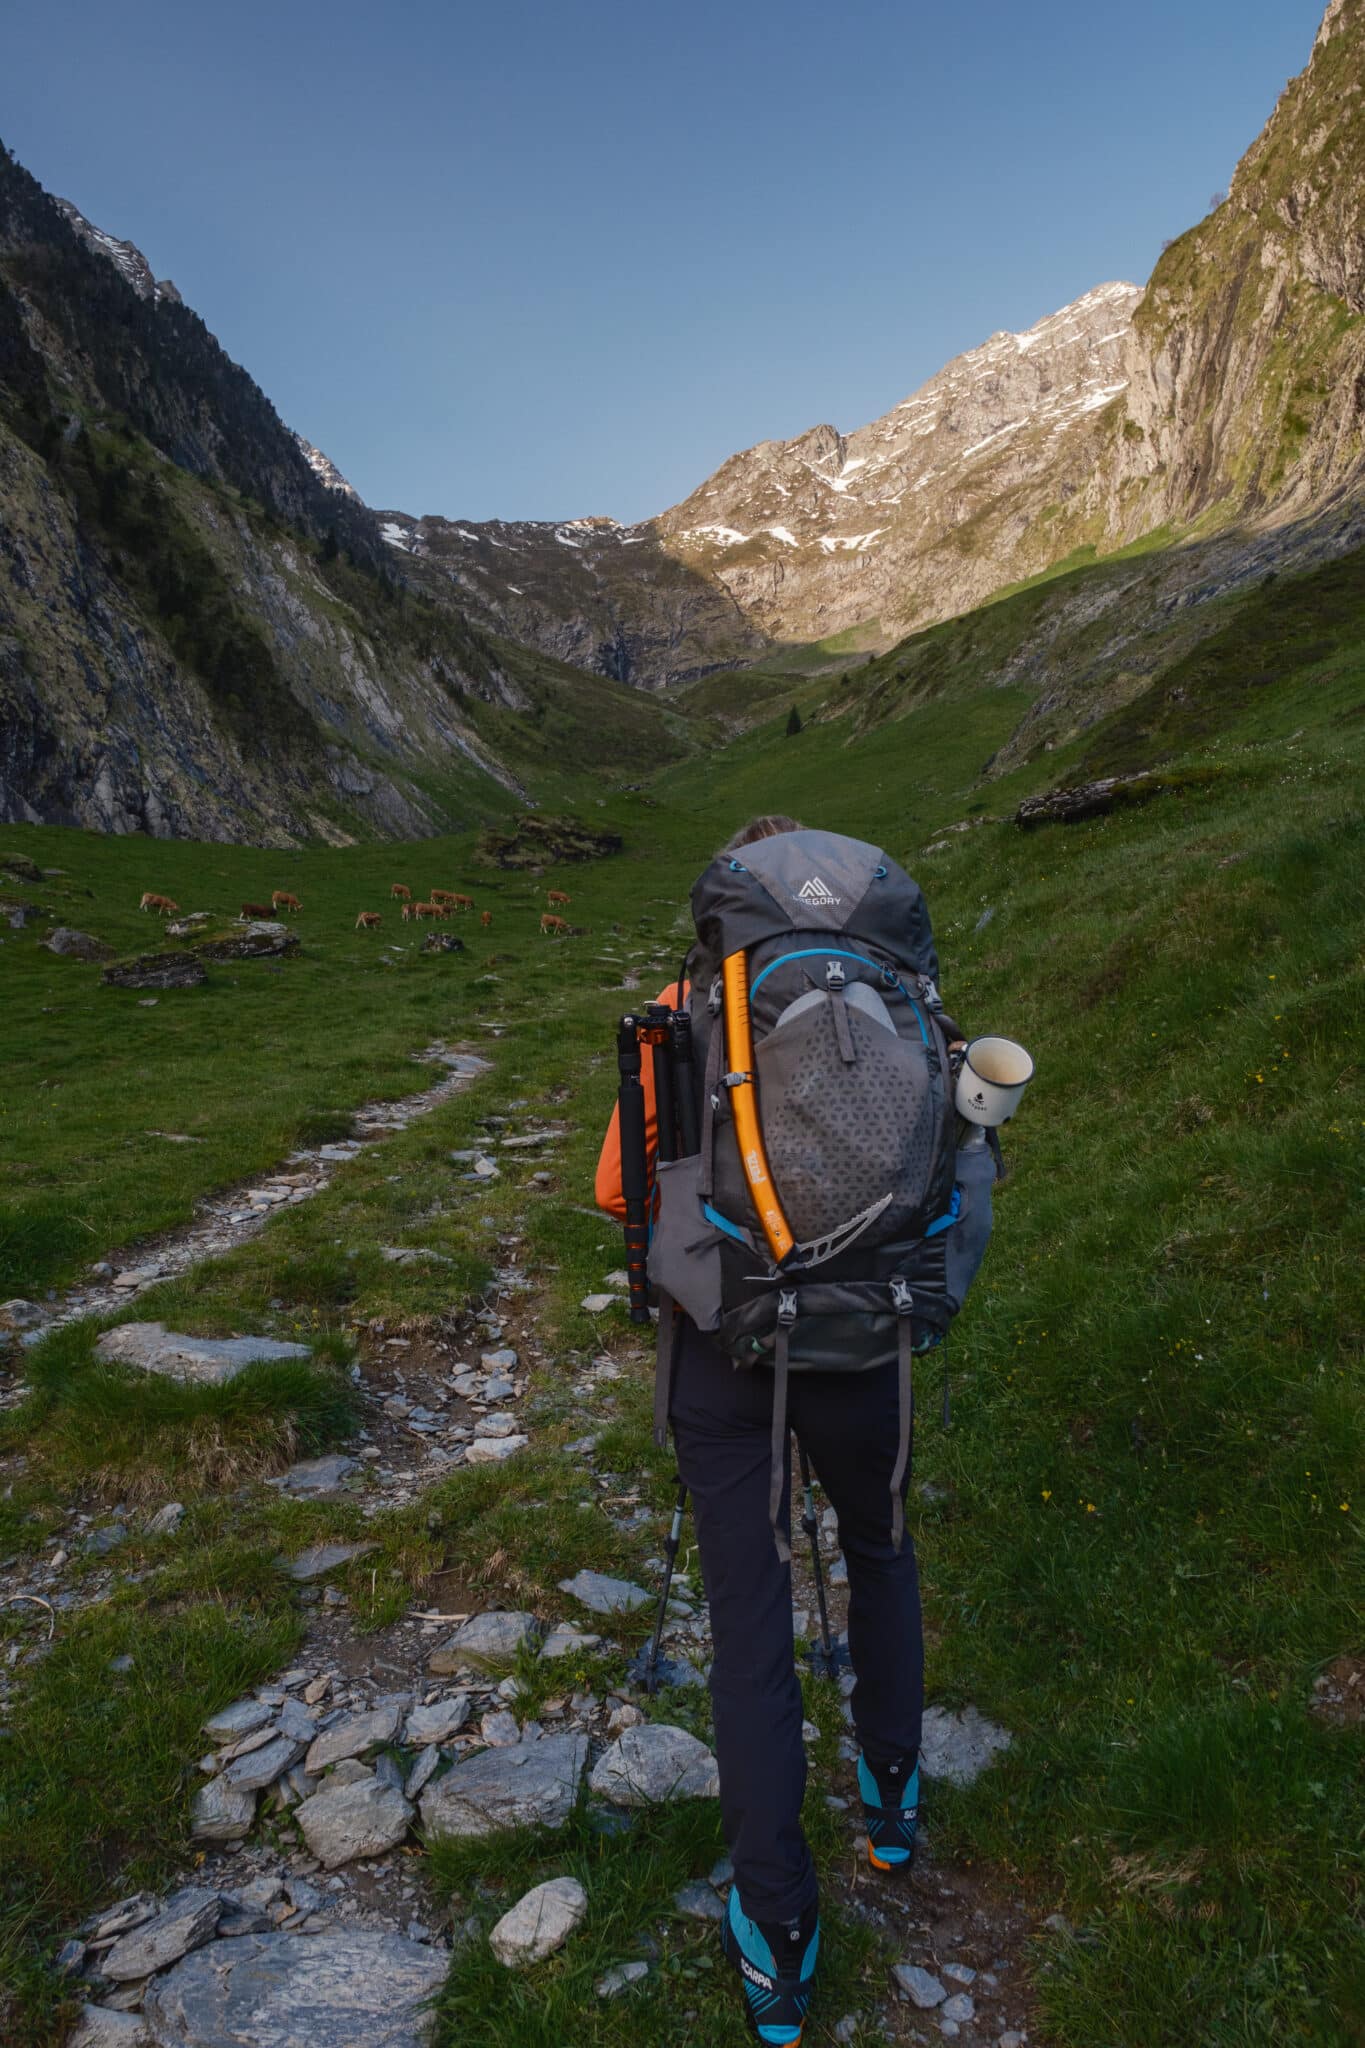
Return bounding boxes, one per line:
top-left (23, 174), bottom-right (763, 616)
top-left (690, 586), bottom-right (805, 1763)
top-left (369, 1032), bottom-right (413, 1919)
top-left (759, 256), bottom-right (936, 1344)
top-left (647, 826), bottom-right (998, 1555)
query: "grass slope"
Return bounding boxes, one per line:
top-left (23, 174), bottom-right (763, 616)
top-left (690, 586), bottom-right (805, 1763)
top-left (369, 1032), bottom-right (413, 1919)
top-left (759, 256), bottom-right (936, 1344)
top-left (1, 561), bottom-right (1362, 2045)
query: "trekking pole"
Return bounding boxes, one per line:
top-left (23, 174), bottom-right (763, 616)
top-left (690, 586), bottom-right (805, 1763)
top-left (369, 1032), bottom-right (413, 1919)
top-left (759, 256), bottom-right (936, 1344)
top-left (616, 1016), bottom-right (651, 1324)
top-left (628, 1476), bottom-right (688, 1696)
top-left (798, 1440), bottom-right (846, 1678)
top-left (669, 1004), bottom-right (699, 1156)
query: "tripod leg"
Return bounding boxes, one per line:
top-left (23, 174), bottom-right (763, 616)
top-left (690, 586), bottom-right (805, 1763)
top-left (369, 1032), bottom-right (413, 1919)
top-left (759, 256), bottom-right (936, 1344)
top-left (798, 1440), bottom-right (840, 1679)
top-left (638, 1479), bottom-right (688, 1696)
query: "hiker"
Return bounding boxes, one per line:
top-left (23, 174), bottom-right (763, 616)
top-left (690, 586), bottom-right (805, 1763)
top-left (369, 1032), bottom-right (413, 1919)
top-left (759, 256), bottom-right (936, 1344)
top-left (597, 816), bottom-right (993, 2046)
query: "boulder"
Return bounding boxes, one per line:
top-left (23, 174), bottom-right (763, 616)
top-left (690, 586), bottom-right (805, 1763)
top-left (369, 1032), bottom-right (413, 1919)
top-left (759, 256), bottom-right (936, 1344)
top-left (95, 1323), bottom-right (311, 1387)
top-left (463, 1434), bottom-right (528, 1465)
top-left (102, 952), bottom-right (205, 990)
top-left (0, 1297), bottom-right (43, 1331)
top-left (0, 850), bottom-right (43, 882)
top-left (419, 1731), bottom-right (587, 1840)
top-left (589, 1725), bottom-right (719, 1807)
top-left (102, 1887), bottom-right (222, 1980)
top-left (305, 1703), bottom-right (403, 1775)
top-left (44, 927), bottom-right (115, 961)
top-left (559, 1569), bottom-right (651, 1616)
top-left (295, 1771), bottom-right (414, 1869)
top-left (428, 1610), bottom-right (537, 1672)
top-left (1015, 772), bottom-right (1168, 829)
top-left (141, 1930), bottom-right (447, 2046)
top-left (190, 1775), bottom-right (257, 1842)
top-left (488, 1876), bottom-right (587, 1968)
top-left (918, 1705), bottom-right (1012, 1786)
top-left (420, 932), bottom-right (464, 954)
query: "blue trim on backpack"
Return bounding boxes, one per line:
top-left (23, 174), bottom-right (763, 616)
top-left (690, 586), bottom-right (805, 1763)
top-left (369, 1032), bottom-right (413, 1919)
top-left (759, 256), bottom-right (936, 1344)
top-left (749, 948), bottom-right (930, 1046)
top-left (702, 1202), bottom-right (748, 1243)
top-left (924, 1186), bottom-right (963, 1236)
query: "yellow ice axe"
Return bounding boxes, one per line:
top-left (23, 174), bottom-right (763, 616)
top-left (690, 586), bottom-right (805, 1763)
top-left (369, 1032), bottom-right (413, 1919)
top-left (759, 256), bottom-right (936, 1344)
top-left (722, 951), bottom-right (795, 1266)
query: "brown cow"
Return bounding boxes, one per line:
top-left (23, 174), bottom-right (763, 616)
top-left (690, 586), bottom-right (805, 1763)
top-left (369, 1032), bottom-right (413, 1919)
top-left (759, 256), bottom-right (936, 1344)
top-left (480, 909), bottom-right (493, 929)
top-left (356, 910), bottom-right (382, 930)
top-left (540, 912), bottom-right (571, 936)
top-left (413, 901), bottom-right (438, 920)
top-left (139, 892), bottom-right (179, 915)
top-left (240, 902), bottom-right (274, 919)
top-left (442, 892), bottom-right (474, 913)
top-left (271, 891), bottom-right (302, 913)
top-left (547, 889), bottom-right (571, 907)
top-left (429, 888), bottom-right (457, 907)
top-left (391, 883), bottom-right (411, 901)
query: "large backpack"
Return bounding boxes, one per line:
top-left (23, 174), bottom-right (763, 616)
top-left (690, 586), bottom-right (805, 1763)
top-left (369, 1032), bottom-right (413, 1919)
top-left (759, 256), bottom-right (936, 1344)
top-left (647, 826), bottom-right (998, 1555)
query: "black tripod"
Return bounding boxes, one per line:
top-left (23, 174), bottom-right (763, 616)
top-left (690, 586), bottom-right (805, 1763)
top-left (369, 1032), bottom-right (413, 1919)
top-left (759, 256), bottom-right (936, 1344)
top-left (613, 1005), bottom-right (849, 1690)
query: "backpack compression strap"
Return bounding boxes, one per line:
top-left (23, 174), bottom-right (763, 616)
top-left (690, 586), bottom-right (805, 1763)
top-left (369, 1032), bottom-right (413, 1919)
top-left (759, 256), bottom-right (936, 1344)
top-left (722, 951), bottom-right (795, 1267)
top-left (889, 1280), bottom-right (915, 1554)
top-left (769, 1290), bottom-right (797, 1564)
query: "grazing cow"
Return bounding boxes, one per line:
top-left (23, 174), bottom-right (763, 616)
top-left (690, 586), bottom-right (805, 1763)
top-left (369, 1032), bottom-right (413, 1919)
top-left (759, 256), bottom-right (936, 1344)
top-left (540, 912), bottom-right (571, 936)
top-left (429, 888), bottom-right (456, 907)
top-left (240, 902), bottom-right (274, 919)
top-left (271, 891), bottom-right (302, 913)
top-left (547, 889), bottom-right (571, 907)
top-left (413, 901), bottom-right (438, 920)
top-left (139, 892), bottom-right (179, 915)
top-left (391, 883), bottom-right (411, 901)
top-left (446, 892), bottom-right (474, 913)
top-left (480, 909), bottom-right (493, 929)
top-left (356, 910), bottom-right (382, 930)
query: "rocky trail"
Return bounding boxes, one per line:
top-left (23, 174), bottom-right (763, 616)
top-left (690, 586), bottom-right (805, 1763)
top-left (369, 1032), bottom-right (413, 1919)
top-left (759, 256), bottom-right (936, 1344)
top-left (4, 1072), bottom-right (1042, 2047)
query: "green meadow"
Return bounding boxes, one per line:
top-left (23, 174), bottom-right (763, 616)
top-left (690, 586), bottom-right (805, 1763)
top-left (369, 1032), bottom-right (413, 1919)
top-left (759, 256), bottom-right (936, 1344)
top-left (1, 540), bottom-right (1362, 2045)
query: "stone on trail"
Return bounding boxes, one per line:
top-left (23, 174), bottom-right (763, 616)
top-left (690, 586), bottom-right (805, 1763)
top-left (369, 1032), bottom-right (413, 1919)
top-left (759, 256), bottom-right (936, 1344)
top-left (102, 1887), bottom-right (222, 1981)
top-left (268, 1453), bottom-right (361, 1496)
top-left (559, 1568), bottom-right (651, 1615)
top-left (596, 1959), bottom-right (649, 1998)
top-left (674, 1880), bottom-right (725, 1922)
top-left (404, 1745), bottom-right (443, 1801)
top-left (488, 1876), bottom-right (588, 1968)
top-left (893, 1962), bottom-right (947, 2008)
top-left (428, 1610), bottom-right (538, 1673)
top-left (473, 1410), bottom-right (519, 1438)
top-left (941, 1992), bottom-right (976, 2023)
top-left (283, 1540), bottom-right (378, 1582)
top-left (203, 1698), bottom-right (273, 1741)
top-left (463, 1433), bottom-right (528, 1465)
top-left (420, 1730), bottom-right (588, 1840)
top-left (69, 2009), bottom-right (148, 2047)
top-left (295, 1770), bottom-right (414, 1869)
top-left (95, 1323), bottom-right (311, 1387)
top-left (224, 1734), bottom-right (306, 1792)
top-left (480, 1708), bottom-right (522, 1747)
top-left (84, 1894), bottom-right (159, 1941)
top-left (540, 1622), bottom-right (601, 1660)
top-left (918, 1704), bottom-right (1012, 1787)
top-left (190, 1775), bottom-right (258, 1843)
top-left (481, 1347), bottom-right (518, 1372)
top-left (589, 1725), bottom-right (719, 1807)
top-left (0, 1297), bottom-right (43, 1330)
top-left (305, 1702), bottom-right (402, 1774)
top-left (146, 1501), bottom-right (185, 1535)
top-left (405, 1694), bottom-right (471, 1745)
top-left (141, 1930), bottom-right (447, 2047)
top-left (580, 1294), bottom-right (620, 1313)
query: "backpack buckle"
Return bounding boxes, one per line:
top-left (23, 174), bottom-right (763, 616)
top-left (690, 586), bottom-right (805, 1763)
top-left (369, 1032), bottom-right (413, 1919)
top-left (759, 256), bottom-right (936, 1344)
top-left (890, 1278), bottom-right (915, 1317)
top-left (777, 1289), bottom-right (798, 1328)
top-left (825, 960), bottom-right (846, 990)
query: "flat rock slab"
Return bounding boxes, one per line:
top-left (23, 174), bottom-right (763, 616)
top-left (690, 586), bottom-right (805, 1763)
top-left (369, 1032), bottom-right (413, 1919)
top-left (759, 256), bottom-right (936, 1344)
top-left (70, 2010), bottom-right (149, 2047)
top-left (589, 1725), bottom-right (719, 1807)
top-left (429, 1610), bottom-right (537, 1672)
top-left (96, 1324), bottom-right (311, 1387)
top-left (142, 1930), bottom-right (447, 2046)
top-left (103, 1887), bottom-right (222, 1981)
top-left (559, 1568), bottom-right (650, 1615)
top-left (464, 1433), bottom-right (528, 1464)
top-left (282, 1540), bottom-right (378, 1582)
top-left (405, 1695), bottom-right (471, 1746)
top-left (305, 1703), bottom-right (402, 1775)
top-left (224, 1735), bottom-right (305, 1792)
top-left (918, 1705), bottom-right (1012, 1787)
top-left (103, 951), bottom-right (204, 990)
top-left (295, 1773), bottom-right (414, 1868)
top-left (420, 1731), bottom-right (587, 1840)
top-left (204, 1699), bottom-right (273, 1741)
top-left (268, 1454), bottom-right (361, 1496)
top-left (191, 1776), bottom-right (258, 1843)
top-left (540, 1623), bottom-right (601, 1660)
top-left (489, 1876), bottom-right (587, 1968)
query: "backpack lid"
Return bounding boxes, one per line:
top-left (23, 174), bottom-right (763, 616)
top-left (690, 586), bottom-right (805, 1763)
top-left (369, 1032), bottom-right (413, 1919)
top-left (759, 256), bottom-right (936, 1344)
top-left (691, 828), bottom-right (939, 980)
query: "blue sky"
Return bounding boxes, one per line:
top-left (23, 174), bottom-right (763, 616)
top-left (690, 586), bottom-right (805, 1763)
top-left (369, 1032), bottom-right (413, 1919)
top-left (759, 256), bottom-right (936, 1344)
top-left (4, 0), bottom-right (1327, 523)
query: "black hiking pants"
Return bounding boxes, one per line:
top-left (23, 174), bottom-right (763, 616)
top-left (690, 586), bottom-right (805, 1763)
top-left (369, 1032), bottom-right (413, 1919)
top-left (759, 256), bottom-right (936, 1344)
top-left (670, 1317), bottom-right (923, 1924)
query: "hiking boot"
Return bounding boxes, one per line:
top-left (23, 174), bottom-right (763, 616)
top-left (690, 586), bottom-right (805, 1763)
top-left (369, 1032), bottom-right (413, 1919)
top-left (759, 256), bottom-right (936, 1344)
top-left (720, 1884), bottom-right (819, 2045)
top-left (859, 1752), bottom-right (919, 1872)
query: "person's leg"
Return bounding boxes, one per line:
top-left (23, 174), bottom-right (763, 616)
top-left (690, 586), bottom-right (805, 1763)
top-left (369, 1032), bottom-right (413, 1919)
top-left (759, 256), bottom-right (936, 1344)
top-left (669, 1320), bottom-right (814, 1922)
top-left (791, 1362), bottom-right (923, 1865)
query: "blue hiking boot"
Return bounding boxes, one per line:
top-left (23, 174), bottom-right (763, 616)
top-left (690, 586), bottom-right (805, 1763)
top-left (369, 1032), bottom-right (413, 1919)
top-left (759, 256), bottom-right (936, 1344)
top-left (720, 1884), bottom-right (819, 2045)
top-left (859, 1752), bottom-right (919, 1873)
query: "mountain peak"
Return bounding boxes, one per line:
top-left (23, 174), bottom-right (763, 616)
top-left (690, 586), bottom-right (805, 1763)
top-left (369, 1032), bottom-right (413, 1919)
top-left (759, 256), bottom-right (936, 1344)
top-left (52, 196), bottom-right (181, 306)
top-left (293, 432), bottom-right (360, 500)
